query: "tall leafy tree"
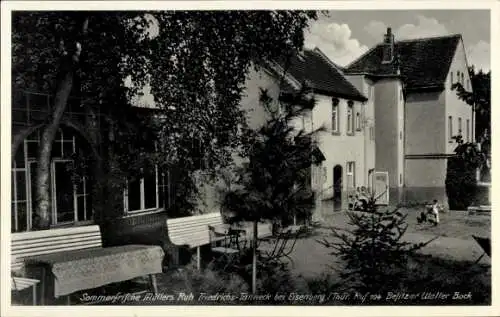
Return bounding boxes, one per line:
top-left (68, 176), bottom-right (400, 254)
top-left (12, 11), bottom-right (317, 229)
top-left (452, 66), bottom-right (491, 151)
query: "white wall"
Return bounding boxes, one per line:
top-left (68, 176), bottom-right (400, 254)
top-left (445, 39), bottom-right (474, 153)
top-left (312, 94), bottom-right (367, 199)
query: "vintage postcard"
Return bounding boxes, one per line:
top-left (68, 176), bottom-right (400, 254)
top-left (1, 1), bottom-right (497, 316)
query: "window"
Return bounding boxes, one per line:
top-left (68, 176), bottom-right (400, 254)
top-left (458, 117), bottom-right (462, 135)
top-left (124, 167), bottom-right (161, 213)
top-left (461, 72), bottom-right (464, 85)
top-left (12, 143), bottom-right (28, 232)
top-left (347, 101), bottom-right (354, 135)
top-left (346, 161), bottom-right (355, 189)
top-left (158, 170), bottom-right (173, 209)
top-left (448, 116), bottom-right (453, 140)
top-left (399, 173), bottom-right (402, 185)
top-left (332, 98), bottom-right (340, 134)
top-left (400, 88), bottom-right (404, 101)
top-left (355, 112), bottom-right (361, 131)
top-left (466, 119), bottom-right (470, 142)
top-left (456, 71), bottom-right (460, 82)
top-left (370, 126), bottom-right (375, 141)
top-left (466, 79), bottom-right (470, 91)
top-left (450, 72), bottom-right (454, 87)
top-left (12, 127), bottom-right (93, 232)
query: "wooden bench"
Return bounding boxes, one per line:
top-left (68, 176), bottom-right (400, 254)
top-left (167, 212), bottom-right (226, 270)
top-left (11, 225), bottom-right (102, 305)
top-left (12, 225), bottom-right (162, 305)
top-left (467, 205), bottom-right (491, 215)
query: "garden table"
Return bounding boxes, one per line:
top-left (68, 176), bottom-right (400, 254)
top-left (24, 244), bottom-right (164, 303)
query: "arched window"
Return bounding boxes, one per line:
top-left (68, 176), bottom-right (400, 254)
top-left (11, 126), bottom-right (93, 232)
top-left (355, 112), bottom-right (361, 131)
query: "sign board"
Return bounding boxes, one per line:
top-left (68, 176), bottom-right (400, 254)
top-left (373, 171), bottom-right (389, 205)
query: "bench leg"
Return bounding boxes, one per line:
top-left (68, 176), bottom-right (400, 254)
top-left (149, 274), bottom-right (158, 295)
top-left (40, 267), bottom-right (45, 305)
top-left (32, 284), bottom-right (37, 305)
top-left (196, 247), bottom-right (201, 270)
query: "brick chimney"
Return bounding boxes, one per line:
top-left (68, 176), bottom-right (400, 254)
top-left (382, 27), bottom-right (395, 64)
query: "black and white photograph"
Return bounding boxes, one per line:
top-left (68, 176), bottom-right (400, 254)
top-left (0, 1), bottom-right (496, 315)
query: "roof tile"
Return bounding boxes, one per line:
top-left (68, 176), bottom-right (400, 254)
top-left (345, 34), bottom-right (461, 91)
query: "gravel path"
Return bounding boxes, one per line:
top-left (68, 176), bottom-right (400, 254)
top-left (286, 207), bottom-right (491, 278)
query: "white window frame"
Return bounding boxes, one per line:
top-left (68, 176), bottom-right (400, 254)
top-left (19, 128), bottom-right (93, 231)
top-left (466, 119), bottom-right (470, 142)
top-left (448, 115), bottom-right (453, 141)
top-left (355, 112), bottom-right (361, 131)
top-left (124, 166), bottom-right (161, 214)
top-left (12, 144), bottom-right (29, 232)
top-left (51, 159), bottom-right (77, 225)
top-left (346, 101), bottom-right (354, 135)
top-left (332, 98), bottom-right (340, 134)
top-left (346, 161), bottom-right (355, 189)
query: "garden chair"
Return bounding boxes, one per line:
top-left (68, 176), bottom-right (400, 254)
top-left (208, 225), bottom-right (241, 271)
top-left (260, 225), bottom-right (303, 267)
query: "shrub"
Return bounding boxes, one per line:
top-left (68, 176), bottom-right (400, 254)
top-left (318, 195), bottom-right (436, 294)
top-left (445, 136), bottom-right (486, 210)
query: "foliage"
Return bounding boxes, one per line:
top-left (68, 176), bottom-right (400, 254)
top-left (12, 11), bottom-right (318, 219)
top-left (317, 194), bottom-right (436, 293)
top-left (452, 66), bottom-right (490, 149)
top-left (445, 135), bottom-right (487, 210)
top-left (222, 87), bottom-right (322, 226)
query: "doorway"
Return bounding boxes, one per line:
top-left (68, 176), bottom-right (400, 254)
top-left (333, 165), bottom-right (343, 210)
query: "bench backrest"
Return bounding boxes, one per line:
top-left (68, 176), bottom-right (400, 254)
top-left (11, 225), bottom-right (102, 273)
top-left (167, 212), bottom-right (224, 248)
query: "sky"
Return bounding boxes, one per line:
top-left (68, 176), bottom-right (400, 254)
top-left (304, 10), bottom-right (491, 72)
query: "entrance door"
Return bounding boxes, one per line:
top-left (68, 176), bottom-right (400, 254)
top-left (333, 165), bottom-right (343, 210)
top-left (52, 160), bottom-right (76, 224)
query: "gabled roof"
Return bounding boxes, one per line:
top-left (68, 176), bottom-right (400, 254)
top-left (344, 34), bottom-right (462, 91)
top-left (275, 48), bottom-right (367, 101)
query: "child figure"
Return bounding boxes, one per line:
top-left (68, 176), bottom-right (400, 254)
top-left (429, 199), bottom-right (440, 225)
top-left (417, 200), bottom-right (441, 225)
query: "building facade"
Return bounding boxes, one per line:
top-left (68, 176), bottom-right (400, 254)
top-left (345, 28), bottom-right (474, 206)
top-left (239, 49), bottom-right (374, 216)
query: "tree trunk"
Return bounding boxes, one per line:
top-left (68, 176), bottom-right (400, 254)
top-left (32, 18), bottom-right (88, 230)
top-left (33, 73), bottom-right (75, 230)
top-left (252, 219), bottom-right (258, 294)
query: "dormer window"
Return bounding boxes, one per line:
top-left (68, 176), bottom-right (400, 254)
top-left (450, 72), bottom-right (454, 87)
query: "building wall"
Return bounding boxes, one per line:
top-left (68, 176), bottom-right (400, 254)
top-left (445, 39), bottom-right (474, 153)
top-left (346, 75), bottom-right (376, 184)
top-left (312, 94), bottom-right (366, 201)
top-left (374, 78), bottom-right (404, 188)
top-left (402, 39), bottom-right (473, 207)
